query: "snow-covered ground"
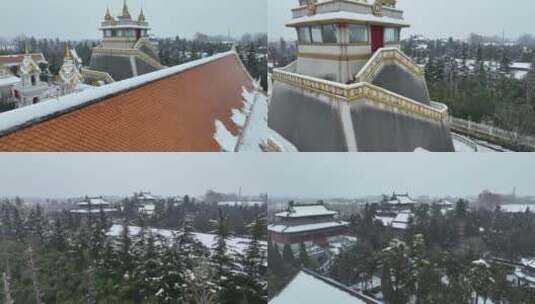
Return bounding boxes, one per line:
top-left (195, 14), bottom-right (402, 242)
top-left (107, 224), bottom-right (266, 256)
top-left (499, 204), bottom-right (535, 213)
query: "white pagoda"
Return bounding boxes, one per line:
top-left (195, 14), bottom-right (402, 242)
top-left (269, 0), bottom-right (454, 152)
top-left (58, 45), bottom-right (84, 95)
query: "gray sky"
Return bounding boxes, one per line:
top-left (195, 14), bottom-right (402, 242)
top-left (0, 0), bottom-right (267, 40)
top-left (269, 0), bottom-right (535, 41)
top-left (0, 153), bottom-right (533, 199)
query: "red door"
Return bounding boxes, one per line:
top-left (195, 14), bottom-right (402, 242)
top-left (371, 25), bottom-right (384, 53)
top-left (135, 29), bottom-right (141, 40)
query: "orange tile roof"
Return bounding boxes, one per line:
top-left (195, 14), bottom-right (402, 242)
top-left (0, 53), bottom-right (47, 66)
top-left (0, 53), bottom-right (253, 151)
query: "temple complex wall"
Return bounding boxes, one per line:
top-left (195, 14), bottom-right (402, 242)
top-left (349, 101), bottom-right (455, 152)
top-left (269, 80), bottom-right (455, 152)
top-left (296, 57), bottom-right (368, 83)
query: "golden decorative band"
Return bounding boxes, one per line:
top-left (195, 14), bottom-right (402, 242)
top-left (298, 52), bottom-right (371, 61)
top-left (356, 48), bottom-right (425, 83)
top-left (272, 69), bottom-right (447, 122)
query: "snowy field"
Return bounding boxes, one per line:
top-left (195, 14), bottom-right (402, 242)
top-left (107, 224), bottom-right (266, 256)
top-left (499, 204), bottom-right (535, 213)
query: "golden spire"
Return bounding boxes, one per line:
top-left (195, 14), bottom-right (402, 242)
top-left (104, 6), bottom-right (113, 21)
top-left (122, 0), bottom-right (131, 19)
top-left (138, 8), bottom-right (146, 22)
top-left (24, 42), bottom-right (30, 55)
top-left (64, 43), bottom-right (72, 60)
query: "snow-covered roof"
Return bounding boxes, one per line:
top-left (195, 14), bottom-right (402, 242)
top-left (217, 201), bottom-right (266, 207)
top-left (0, 75), bottom-right (20, 88)
top-left (0, 51), bottom-right (257, 152)
top-left (510, 62), bottom-right (531, 70)
top-left (234, 88), bottom-right (297, 152)
top-left (521, 258), bottom-right (535, 269)
top-left (270, 270), bottom-right (380, 304)
top-left (76, 198), bottom-right (110, 206)
top-left (275, 205), bottom-right (337, 218)
top-left (70, 208), bottom-right (118, 214)
top-left (0, 53), bottom-right (47, 67)
top-left (268, 221), bottom-right (348, 234)
top-left (287, 11), bottom-right (410, 28)
top-left (388, 194), bottom-right (416, 205)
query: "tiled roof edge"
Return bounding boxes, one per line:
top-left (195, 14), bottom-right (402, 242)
top-left (0, 50), bottom-right (236, 137)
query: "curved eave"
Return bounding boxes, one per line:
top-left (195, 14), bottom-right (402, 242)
top-left (286, 12), bottom-right (410, 28)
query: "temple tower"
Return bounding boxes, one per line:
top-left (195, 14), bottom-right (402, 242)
top-left (58, 44), bottom-right (83, 95)
top-left (83, 1), bottom-right (164, 85)
top-left (269, 0), bottom-right (455, 152)
top-left (291, 0), bottom-right (407, 83)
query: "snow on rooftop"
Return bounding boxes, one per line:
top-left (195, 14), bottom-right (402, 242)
top-left (275, 205), bottom-right (338, 218)
top-left (217, 201), bottom-right (266, 207)
top-left (270, 271), bottom-right (378, 304)
top-left (70, 208), bottom-right (117, 214)
top-left (268, 221), bottom-right (348, 233)
top-left (287, 11), bottom-right (410, 28)
top-left (236, 88), bottom-right (297, 152)
top-left (0, 51), bottom-right (235, 136)
top-left (77, 198), bottom-right (110, 206)
top-left (0, 75), bottom-right (20, 87)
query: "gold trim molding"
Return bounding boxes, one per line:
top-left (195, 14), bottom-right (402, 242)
top-left (272, 68), bottom-right (447, 122)
top-left (298, 52), bottom-right (371, 61)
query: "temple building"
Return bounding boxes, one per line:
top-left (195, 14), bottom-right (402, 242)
top-left (83, 1), bottom-right (165, 85)
top-left (0, 65), bottom-right (19, 101)
top-left (270, 269), bottom-right (381, 304)
top-left (12, 48), bottom-right (50, 107)
top-left (57, 45), bottom-right (85, 95)
top-left (269, 0), bottom-right (454, 151)
top-left (515, 258), bottom-right (535, 287)
top-left (70, 197), bottom-right (118, 215)
top-left (0, 50), bottom-right (284, 152)
top-left (269, 202), bottom-right (349, 252)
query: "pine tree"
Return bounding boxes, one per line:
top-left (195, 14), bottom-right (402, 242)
top-left (240, 215), bottom-right (267, 303)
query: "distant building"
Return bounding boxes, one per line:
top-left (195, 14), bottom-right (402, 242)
top-left (57, 45), bottom-right (85, 96)
top-left (269, 269), bottom-right (381, 304)
top-left (133, 192), bottom-right (157, 216)
top-left (383, 192), bottom-right (417, 210)
top-left (269, 202), bottom-right (349, 251)
top-left (515, 258), bottom-right (535, 287)
top-left (12, 48), bottom-right (49, 107)
top-left (83, 2), bottom-right (165, 85)
top-left (70, 197), bottom-right (118, 215)
top-left (0, 65), bottom-right (19, 101)
top-left (0, 53), bottom-right (48, 73)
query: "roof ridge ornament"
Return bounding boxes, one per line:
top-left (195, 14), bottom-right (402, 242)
top-left (306, 0), bottom-right (317, 16)
top-left (372, 0), bottom-right (397, 17)
top-left (122, 0), bottom-right (132, 19)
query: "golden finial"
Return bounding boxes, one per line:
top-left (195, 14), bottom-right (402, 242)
top-left (122, 0), bottom-right (131, 19)
top-left (138, 8), bottom-right (146, 22)
top-left (64, 43), bottom-right (72, 60)
top-left (105, 6), bottom-right (113, 21)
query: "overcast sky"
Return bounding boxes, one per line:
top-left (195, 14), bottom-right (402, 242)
top-left (0, 0), bottom-right (267, 40)
top-left (268, 0), bottom-right (535, 41)
top-left (0, 153), bottom-right (533, 199)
